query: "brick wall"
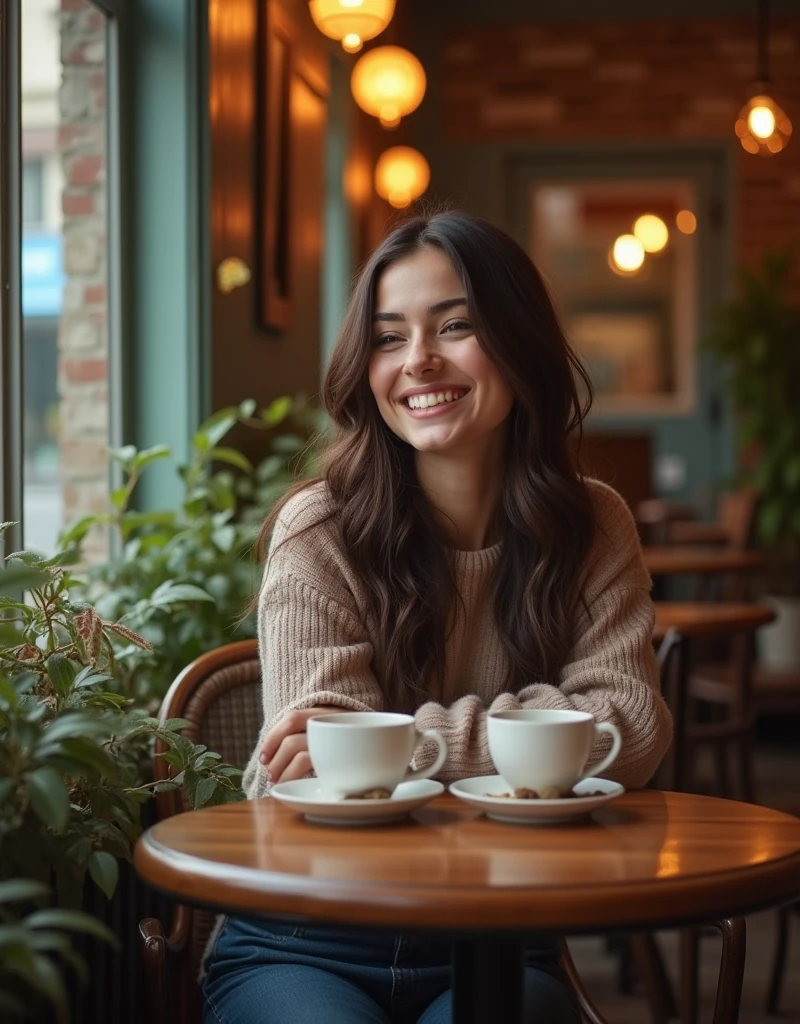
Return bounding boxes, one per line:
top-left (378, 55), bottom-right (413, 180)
top-left (441, 17), bottom-right (800, 280)
top-left (58, 0), bottom-right (109, 558)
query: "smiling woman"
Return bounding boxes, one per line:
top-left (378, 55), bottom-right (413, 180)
top-left (200, 211), bottom-right (673, 1024)
top-left (368, 248), bottom-right (514, 475)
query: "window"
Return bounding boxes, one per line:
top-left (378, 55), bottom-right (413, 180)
top-left (22, 159), bottom-right (44, 226)
top-left (19, 0), bottom-right (114, 557)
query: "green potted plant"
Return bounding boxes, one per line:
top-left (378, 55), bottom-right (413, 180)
top-left (705, 249), bottom-right (800, 668)
top-left (0, 539), bottom-right (244, 1023)
top-left (61, 395), bottom-right (322, 706)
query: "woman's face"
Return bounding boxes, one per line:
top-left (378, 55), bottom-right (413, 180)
top-left (368, 248), bottom-right (514, 456)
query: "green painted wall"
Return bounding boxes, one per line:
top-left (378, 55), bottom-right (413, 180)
top-left (126, 0), bottom-right (207, 509)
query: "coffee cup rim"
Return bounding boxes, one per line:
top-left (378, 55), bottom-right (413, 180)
top-left (488, 709), bottom-right (594, 725)
top-left (308, 711), bottom-right (414, 729)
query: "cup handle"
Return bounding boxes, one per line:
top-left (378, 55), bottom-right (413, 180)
top-left (579, 722), bottom-right (622, 781)
top-left (403, 729), bottom-right (448, 784)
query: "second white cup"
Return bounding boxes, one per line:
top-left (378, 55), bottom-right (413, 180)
top-left (487, 709), bottom-right (622, 795)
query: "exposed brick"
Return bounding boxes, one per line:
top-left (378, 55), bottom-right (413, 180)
top-left (596, 62), bottom-right (648, 83)
top-left (59, 315), bottom-right (101, 354)
top-left (443, 14), bottom-right (800, 292)
top-left (62, 191), bottom-right (94, 216)
top-left (59, 0), bottom-right (110, 560)
top-left (67, 154), bottom-right (104, 186)
top-left (62, 358), bottom-right (107, 384)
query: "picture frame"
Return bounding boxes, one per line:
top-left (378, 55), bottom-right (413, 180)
top-left (259, 1), bottom-right (293, 331)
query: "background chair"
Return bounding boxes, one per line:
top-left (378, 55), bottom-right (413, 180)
top-left (137, 640), bottom-right (612, 1024)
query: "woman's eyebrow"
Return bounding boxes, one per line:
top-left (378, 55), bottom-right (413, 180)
top-left (372, 297), bottom-right (467, 322)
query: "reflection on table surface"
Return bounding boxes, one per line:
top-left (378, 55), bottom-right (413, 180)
top-left (147, 791), bottom-right (796, 890)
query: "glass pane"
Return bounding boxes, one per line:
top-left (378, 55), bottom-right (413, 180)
top-left (21, 0), bottom-right (110, 557)
top-left (530, 180), bottom-right (698, 416)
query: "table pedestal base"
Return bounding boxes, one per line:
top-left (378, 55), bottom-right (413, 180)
top-left (452, 936), bottom-right (524, 1023)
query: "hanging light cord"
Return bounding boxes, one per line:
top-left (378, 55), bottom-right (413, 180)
top-left (757, 0), bottom-right (770, 84)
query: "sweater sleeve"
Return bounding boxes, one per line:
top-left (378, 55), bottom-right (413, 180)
top-left (414, 486), bottom-right (673, 789)
top-left (241, 489), bottom-right (386, 800)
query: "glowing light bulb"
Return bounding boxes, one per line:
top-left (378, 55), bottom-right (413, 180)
top-left (735, 92), bottom-right (792, 156)
top-left (374, 146), bottom-right (430, 208)
top-left (748, 104), bottom-right (776, 139)
top-left (676, 210), bottom-right (697, 234)
top-left (611, 234), bottom-right (645, 274)
top-left (309, 1), bottom-right (394, 54)
top-left (351, 46), bottom-right (426, 128)
top-left (633, 214), bottom-right (669, 253)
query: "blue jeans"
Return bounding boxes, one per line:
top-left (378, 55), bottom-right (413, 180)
top-left (202, 915), bottom-right (581, 1023)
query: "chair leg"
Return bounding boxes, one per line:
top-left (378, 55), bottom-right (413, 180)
top-left (558, 939), bottom-right (612, 1024)
top-left (679, 929), bottom-right (699, 1024)
top-left (714, 740), bottom-right (730, 799)
top-left (765, 905), bottom-right (791, 1014)
top-left (712, 918), bottom-right (746, 1024)
top-left (629, 933), bottom-right (676, 1024)
top-left (739, 735), bottom-right (756, 805)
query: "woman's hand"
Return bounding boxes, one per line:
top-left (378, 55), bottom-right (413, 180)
top-left (259, 706), bottom-right (341, 784)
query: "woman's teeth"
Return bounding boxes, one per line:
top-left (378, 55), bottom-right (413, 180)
top-left (405, 390), bottom-right (465, 410)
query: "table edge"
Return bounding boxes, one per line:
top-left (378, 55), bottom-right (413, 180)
top-left (133, 831), bottom-right (800, 934)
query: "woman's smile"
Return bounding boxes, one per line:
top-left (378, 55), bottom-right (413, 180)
top-left (400, 387), bottom-right (471, 416)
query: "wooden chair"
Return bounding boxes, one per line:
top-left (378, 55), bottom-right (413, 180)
top-left (667, 486), bottom-right (758, 552)
top-left (138, 639), bottom-right (263, 1024)
top-left (636, 486), bottom-right (758, 551)
top-left (137, 639), bottom-right (612, 1024)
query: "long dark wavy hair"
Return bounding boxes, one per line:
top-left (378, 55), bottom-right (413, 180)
top-left (257, 211), bottom-right (596, 712)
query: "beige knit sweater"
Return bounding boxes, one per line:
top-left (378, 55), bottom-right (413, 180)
top-left (242, 478), bottom-right (673, 798)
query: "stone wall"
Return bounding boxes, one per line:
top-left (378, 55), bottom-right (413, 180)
top-left (58, 0), bottom-right (109, 558)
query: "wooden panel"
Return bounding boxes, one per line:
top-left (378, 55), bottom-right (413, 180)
top-left (208, 0), bottom-right (329, 439)
top-left (574, 432), bottom-right (653, 513)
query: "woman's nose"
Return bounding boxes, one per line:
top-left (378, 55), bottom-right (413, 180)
top-left (403, 336), bottom-right (442, 376)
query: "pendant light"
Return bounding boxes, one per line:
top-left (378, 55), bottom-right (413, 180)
top-left (351, 46), bottom-right (426, 128)
top-left (375, 146), bottom-right (430, 208)
top-left (735, 0), bottom-right (792, 155)
top-left (308, 1), bottom-right (395, 55)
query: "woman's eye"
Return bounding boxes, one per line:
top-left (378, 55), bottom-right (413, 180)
top-left (442, 319), bottom-right (471, 334)
top-left (373, 332), bottom-right (402, 347)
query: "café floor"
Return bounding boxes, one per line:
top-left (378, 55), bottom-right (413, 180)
top-left (569, 720), bottom-right (800, 1023)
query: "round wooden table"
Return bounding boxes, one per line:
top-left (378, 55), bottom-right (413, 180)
top-left (134, 791), bottom-right (800, 1024)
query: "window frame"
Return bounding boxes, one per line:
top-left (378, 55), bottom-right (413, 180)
top-left (0, 0), bottom-right (127, 553)
top-left (0, 0), bottom-right (24, 555)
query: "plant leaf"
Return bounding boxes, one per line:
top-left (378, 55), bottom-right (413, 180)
top-left (26, 908), bottom-right (120, 948)
top-left (24, 768), bottom-right (70, 831)
top-left (0, 879), bottom-right (50, 905)
top-left (87, 851), bottom-right (119, 900)
top-left (208, 447), bottom-right (253, 473)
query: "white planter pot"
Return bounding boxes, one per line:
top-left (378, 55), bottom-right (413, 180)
top-left (758, 596), bottom-right (800, 671)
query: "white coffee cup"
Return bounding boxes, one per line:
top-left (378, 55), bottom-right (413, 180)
top-left (487, 709), bottom-right (622, 795)
top-left (306, 711), bottom-right (448, 799)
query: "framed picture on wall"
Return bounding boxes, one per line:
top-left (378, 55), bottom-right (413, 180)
top-left (530, 179), bottom-right (697, 415)
top-left (260, 1), bottom-right (293, 331)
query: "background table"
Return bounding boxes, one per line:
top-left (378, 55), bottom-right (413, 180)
top-left (653, 602), bottom-right (776, 798)
top-left (642, 547), bottom-right (763, 577)
top-left (134, 791), bottom-right (800, 1024)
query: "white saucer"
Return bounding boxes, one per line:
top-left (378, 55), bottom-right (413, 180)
top-left (270, 777), bottom-right (444, 826)
top-left (449, 776), bottom-right (625, 824)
